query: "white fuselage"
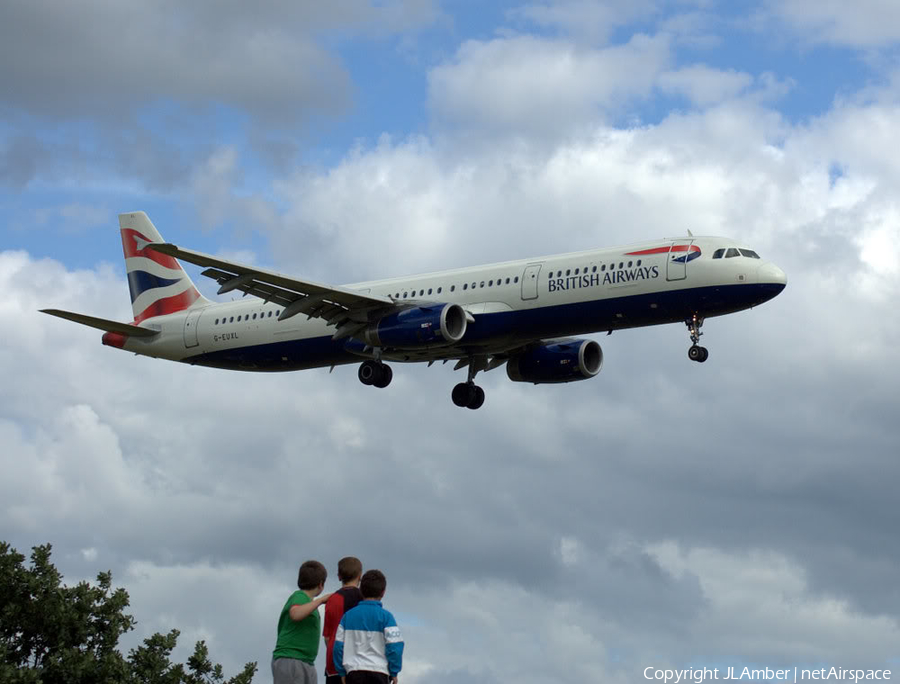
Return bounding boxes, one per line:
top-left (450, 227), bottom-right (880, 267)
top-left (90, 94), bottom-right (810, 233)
top-left (115, 236), bottom-right (786, 371)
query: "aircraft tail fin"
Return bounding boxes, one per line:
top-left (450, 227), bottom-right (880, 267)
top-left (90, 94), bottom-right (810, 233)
top-left (118, 212), bottom-right (210, 323)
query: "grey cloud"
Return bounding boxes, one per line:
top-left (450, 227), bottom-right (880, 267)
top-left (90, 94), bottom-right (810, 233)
top-left (0, 123), bottom-right (195, 191)
top-left (0, 0), bottom-right (441, 124)
top-left (5, 24), bottom-right (900, 680)
top-left (0, 0), bottom-right (442, 192)
top-left (0, 135), bottom-right (48, 188)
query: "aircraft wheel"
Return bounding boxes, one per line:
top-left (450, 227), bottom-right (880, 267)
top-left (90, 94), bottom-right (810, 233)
top-left (452, 382), bottom-right (475, 407)
top-left (688, 345), bottom-right (702, 362)
top-left (358, 360), bottom-right (379, 385)
top-left (697, 347), bottom-right (709, 363)
top-left (373, 364), bottom-right (393, 388)
top-left (467, 385), bottom-right (485, 410)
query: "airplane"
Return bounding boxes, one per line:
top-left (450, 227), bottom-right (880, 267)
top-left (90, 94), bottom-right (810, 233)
top-left (41, 212), bottom-right (787, 409)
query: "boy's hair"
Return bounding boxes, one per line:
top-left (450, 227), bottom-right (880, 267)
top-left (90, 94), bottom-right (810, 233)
top-left (359, 569), bottom-right (387, 599)
top-left (337, 556), bottom-right (363, 583)
top-left (297, 560), bottom-right (327, 590)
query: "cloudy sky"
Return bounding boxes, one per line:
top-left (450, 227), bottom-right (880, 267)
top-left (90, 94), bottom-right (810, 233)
top-left (2, 1), bottom-right (899, 681)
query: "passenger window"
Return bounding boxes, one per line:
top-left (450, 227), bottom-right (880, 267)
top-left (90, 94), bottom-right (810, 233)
top-left (480, 281), bottom-right (484, 288)
top-left (627, 261), bottom-right (632, 268)
top-left (514, 276), bottom-right (519, 283)
top-left (592, 266), bottom-right (597, 272)
top-left (637, 260), bottom-right (642, 266)
top-left (505, 277), bottom-right (510, 284)
top-left (618, 262), bottom-right (623, 269)
top-left (463, 284), bottom-right (468, 290)
top-left (428, 288), bottom-right (433, 295)
top-left (601, 265), bottom-right (606, 271)
top-left (437, 287), bottom-right (442, 294)
top-left (575, 268), bottom-right (579, 275)
top-left (252, 313), bottom-right (257, 320)
top-left (450, 285), bottom-right (455, 292)
top-left (566, 269), bottom-right (571, 276)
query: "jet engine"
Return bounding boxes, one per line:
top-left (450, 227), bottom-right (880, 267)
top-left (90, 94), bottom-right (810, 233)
top-left (363, 303), bottom-right (467, 349)
top-left (506, 338), bottom-right (603, 384)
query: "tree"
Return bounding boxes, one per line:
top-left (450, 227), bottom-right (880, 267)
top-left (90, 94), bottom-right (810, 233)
top-left (0, 542), bottom-right (257, 684)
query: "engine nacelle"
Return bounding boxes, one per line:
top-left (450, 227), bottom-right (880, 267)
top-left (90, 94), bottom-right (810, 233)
top-left (507, 339), bottom-right (603, 384)
top-left (363, 303), bottom-right (467, 349)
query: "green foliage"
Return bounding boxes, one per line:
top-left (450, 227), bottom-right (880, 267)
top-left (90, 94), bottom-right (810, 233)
top-left (0, 542), bottom-right (257, 684)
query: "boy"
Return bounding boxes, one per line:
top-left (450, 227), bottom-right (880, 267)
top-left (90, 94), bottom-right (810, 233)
top-left (333, 569), bottom-right (404, 684)
top-left (323, 557), bottom-right (364, 684)
top-left (272, 560), bottom-right (332, 684)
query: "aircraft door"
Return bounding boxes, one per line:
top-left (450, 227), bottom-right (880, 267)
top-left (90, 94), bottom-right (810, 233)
top-left (666, 240), bottom-right (694, 281)
top-left (521, 263), bottom-right (542, 300)
top-left (183, 308), bottom-right (203, 348)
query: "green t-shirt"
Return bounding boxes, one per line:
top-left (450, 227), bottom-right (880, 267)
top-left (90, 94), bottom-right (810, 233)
top-left (272, 590), bottom-right (320, 664)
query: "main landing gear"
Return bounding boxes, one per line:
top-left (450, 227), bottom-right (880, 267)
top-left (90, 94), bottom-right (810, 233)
top-left (451, 356), bottom-right (487, 410)
top-left (452, 382), bottom-right (485, 410)
top-left (686, 313), bottom-right (709, 363)
top-left (358, 359), bottom-right (393, 388)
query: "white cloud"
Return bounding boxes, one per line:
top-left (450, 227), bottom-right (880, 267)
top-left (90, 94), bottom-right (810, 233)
top-left (647, 542), bottom-right (900, 664)
top-left (658, 64), bottom-right (754, 106)
top-left (510, 0), bottom-right (661, 43)
top-left (34, 203), bottom-right (111, 234)
top-left (768, 0), bottom-right (900, 48)
top-left (428, 33), bottom-right (672, 136)
top-left (558, 535), bottom-right (583, 566)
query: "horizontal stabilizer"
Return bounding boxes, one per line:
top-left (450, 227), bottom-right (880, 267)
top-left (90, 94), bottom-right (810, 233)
top-left (40, 309), bottom-right (159, 337)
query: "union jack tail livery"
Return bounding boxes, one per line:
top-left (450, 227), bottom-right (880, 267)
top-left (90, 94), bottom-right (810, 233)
top-left (118, 212), bottom-right (209, 323)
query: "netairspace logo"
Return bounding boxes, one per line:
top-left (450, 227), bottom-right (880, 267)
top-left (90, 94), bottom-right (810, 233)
top-left (643, 667), bottom-right (893, 684)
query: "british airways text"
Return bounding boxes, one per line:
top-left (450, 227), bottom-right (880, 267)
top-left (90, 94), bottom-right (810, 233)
top-left (548, 265), bottom-right (659, 293)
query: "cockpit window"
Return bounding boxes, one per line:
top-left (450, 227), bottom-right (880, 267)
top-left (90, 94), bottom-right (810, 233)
top-left (739, 249), bottom-right (760, 259)
top-left (713, 248), bottom-right (725, 259)
top-left (725, 248), bottom-right (740, 258)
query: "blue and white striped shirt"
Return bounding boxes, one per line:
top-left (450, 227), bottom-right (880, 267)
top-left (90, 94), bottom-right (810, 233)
top-left (333, 599), bottom-right (404, 677)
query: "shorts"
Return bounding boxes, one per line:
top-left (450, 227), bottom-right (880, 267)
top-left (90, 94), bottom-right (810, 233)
top-left (272, 657), bottom-right (318, 684)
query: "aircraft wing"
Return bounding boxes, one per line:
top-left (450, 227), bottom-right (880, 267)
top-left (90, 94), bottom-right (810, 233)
top-left (40, 309), bottom-right (159, 337)
top-left (148, 243), bottom-right (395, 337)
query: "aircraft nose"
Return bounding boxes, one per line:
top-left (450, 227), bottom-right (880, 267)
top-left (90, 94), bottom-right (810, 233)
top-left (757, 262), bottom-right (787, 291)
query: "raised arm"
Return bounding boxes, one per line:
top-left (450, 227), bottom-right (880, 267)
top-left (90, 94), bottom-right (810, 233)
top-left (289, 593), bottom-right (331, 622)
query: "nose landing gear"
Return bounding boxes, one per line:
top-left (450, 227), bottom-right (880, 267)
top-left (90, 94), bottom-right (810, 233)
top-left (688, 345), bottom-right (709, 362)
top-left (686, 314), bottom-right (709, 363)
